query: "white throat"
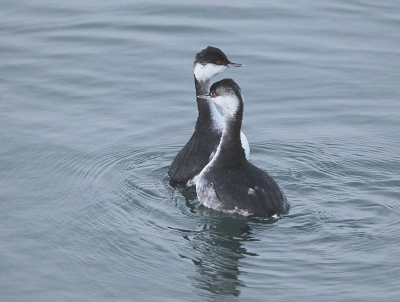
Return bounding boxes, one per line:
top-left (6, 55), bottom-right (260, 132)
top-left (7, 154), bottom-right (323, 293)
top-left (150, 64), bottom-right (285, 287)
top-left (212, 95), bottom-right (241, 117)
top-left (209, 100), bottom-right (224, 130)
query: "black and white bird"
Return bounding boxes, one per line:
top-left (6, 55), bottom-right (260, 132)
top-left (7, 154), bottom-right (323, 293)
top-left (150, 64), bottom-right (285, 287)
top-left (169, 46), bottom-right (250, 187)
top-left (196, 79), bottom-right (289, 217)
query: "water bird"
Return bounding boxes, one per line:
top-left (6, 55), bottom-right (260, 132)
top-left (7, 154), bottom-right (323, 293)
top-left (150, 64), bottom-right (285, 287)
top-left (169, 46), bottom-right (250, 187)
top-left (196, 79), bottom-right (289, 217)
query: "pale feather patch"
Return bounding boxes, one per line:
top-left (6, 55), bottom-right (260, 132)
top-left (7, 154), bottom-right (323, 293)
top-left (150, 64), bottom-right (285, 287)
top-left (240, 131), bottom-right (250, 159)
top-left (225, 207), bottom-right (253, 217)
top-left (186, 174), bottom-right (199, 187)
top-left (208, 150), bottom-right (216, 162)
top-left (212, 95), bottom-right (240, 117)
top-left (209, 101), bottom-right (224, 130)
top-left (194, 63), bottom-right (227, 82)
top-left (196, 177), bottom-right (222, 210)
top-left (248, 188), bottom-right (256, 195)
top-left (197, 176), bottom-right (253, 216)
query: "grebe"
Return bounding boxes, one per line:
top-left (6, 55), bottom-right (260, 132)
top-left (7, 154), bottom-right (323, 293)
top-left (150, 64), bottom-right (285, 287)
top-left (196, 79), bottom-right (289, 217)
top-left (169, 47), bottom-right (250, 186)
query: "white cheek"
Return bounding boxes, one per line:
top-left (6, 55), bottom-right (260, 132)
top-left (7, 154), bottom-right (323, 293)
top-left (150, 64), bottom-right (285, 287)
top-left (194, 64), bottom-right (227, 81)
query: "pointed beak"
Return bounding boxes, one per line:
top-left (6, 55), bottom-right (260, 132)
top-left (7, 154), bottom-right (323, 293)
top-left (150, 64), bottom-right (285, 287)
top-left (227, 62), bottom-right (244, 68)
top-left (197, 93), bottom-right (211, 100)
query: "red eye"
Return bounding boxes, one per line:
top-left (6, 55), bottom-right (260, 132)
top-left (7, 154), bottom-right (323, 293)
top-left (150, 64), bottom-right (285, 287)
top-left (211, 92), bottom-right (217, 98)
top-left (216, 61), bottom-right (222, 66)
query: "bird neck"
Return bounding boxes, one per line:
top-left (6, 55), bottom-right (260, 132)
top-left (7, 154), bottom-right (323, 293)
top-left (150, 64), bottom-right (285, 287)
top-left (214, 101), bottom-right (246, 166)
top-left (194, 76), bottom-right (222, 134)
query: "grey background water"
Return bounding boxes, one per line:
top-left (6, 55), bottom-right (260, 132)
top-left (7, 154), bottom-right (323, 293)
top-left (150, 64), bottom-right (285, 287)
top-left (1, 0), bottom-right (399, 301)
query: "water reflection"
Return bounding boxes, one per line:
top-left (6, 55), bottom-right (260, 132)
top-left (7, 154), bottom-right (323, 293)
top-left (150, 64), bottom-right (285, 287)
top-left (190, 217), bottom-right (256, 297)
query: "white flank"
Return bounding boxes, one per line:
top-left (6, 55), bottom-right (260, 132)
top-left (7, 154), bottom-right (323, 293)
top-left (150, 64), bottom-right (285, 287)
top-left (240, 131), bottom-right (250, 159)
top-left (196, 176), bottom-right (221, 210)
top-left (186, 174), bottom-right (199, 187)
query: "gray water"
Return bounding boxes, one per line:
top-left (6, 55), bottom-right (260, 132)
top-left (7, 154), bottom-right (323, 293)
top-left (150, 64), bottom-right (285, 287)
top-left (1, 1), bottom-right (399, 301)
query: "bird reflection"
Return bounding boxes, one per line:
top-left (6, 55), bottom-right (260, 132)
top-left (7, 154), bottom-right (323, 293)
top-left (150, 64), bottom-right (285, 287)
top-left (188, 217), bottom-right (256, 296)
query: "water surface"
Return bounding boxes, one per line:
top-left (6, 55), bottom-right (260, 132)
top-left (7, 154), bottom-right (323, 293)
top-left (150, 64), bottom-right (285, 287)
top-left (1, 1), bottom-right (399, 301)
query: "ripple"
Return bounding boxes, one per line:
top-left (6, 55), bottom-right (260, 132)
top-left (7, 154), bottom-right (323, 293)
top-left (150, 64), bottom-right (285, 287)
top-left (44, 143), bottom-right (184, 271)
top-left (52, 133), bottom-right (400, 273)
top-left (65, 145), bottom-right (171, 216)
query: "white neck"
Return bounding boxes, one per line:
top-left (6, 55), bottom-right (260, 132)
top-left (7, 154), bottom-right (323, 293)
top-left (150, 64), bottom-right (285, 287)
top-left (209, 100), bottom-right (224, 130)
